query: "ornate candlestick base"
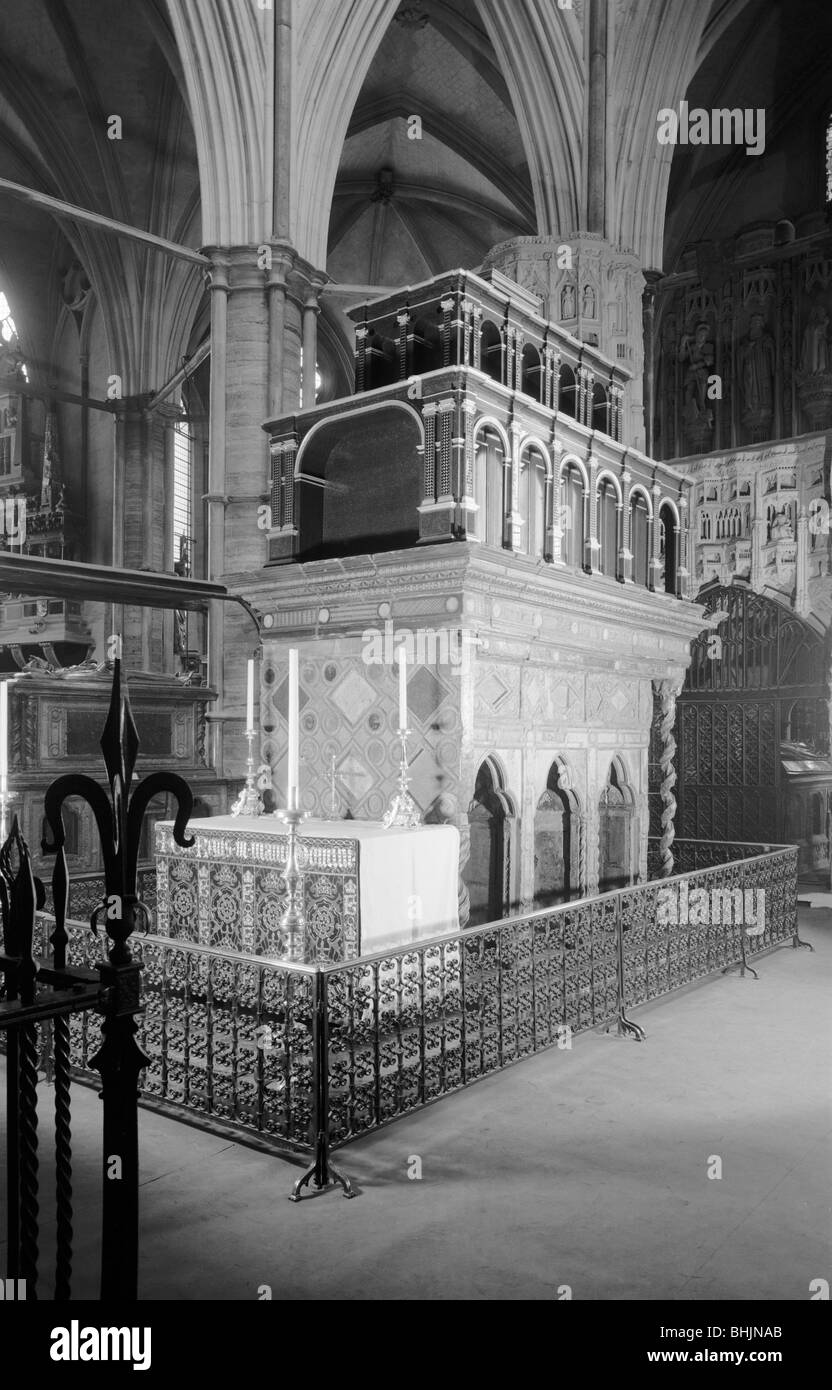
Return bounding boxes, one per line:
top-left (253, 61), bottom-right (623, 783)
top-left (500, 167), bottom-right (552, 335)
top-left (231, 729), bottom-right (264, 817)
top-left (383, 729), bottom-right (422, 829)
top-left (274, 804), bottom-right (306, 962)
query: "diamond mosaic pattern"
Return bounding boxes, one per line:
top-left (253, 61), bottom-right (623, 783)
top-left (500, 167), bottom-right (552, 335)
top-left (330, 668), bottom-right (377, 725)
top-left (407, 666), bottom-right (445, 726)
top-left (260, 647), bottom-right (462, 820)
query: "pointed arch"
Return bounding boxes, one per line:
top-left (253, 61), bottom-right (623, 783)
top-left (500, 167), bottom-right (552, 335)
top-left (464, 755), bottom-right (517, 926)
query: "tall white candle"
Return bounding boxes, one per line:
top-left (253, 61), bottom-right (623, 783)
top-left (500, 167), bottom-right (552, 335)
top-left (287, 648), bottom-right (299, 809)
top-left (397, 645), bottom-right (407, 731)
top-left (245, 658), bottom-right (255, 735)
top-left (0, 680), bottom-right (7, 779)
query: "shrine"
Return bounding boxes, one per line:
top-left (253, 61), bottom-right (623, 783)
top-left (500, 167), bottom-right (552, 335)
top-left (0, 0), bottom-right (828, 1318)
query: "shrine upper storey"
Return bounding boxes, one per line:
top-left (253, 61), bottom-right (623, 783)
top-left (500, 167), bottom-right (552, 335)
top-left (263, 269), bottom-right (693, 600)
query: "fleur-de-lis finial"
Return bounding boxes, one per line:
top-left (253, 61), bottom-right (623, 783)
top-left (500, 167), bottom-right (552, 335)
top-left (43, 659), bottom-right (194, 965)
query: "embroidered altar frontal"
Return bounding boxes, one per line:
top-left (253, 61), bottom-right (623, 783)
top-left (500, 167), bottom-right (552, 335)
top-left (154, 817), bottom-right (460, 964)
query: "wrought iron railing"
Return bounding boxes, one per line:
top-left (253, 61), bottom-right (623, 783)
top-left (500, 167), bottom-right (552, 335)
top-left (1, 659), bottom-right (193, 1299)
top-left (42, 864), bottom-right (158, 930)
top-left (40, 840), bottom-right (801, 1200)
top-left (39, 914), bottom-right (317, 1154)
top-left (646, 836), bottom-right (780, 877)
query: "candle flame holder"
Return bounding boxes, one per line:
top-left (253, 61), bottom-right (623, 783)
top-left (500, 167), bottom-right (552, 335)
top-left (230, 729), bottom-right (264, 817)
top-left (274, 804), bottom-right (306, 962)
top-left (383, 729), bottom-right (422, 829)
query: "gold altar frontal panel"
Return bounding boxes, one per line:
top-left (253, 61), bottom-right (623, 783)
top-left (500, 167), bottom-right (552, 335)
top-left (155, 817), bottom-right (460, 964)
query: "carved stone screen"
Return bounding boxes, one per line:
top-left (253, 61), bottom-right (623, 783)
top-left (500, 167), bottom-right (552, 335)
top-left (672, 584), bottom-right (827, 844)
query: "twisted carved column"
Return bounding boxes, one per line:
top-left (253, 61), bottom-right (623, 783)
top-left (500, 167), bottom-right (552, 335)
top-left (655, 679), bottom-right (683, 877)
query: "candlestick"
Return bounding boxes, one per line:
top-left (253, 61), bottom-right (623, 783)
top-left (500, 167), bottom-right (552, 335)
top-left (383, 728), bottom-right (422, 828)
top-left (245, 658), bottom-right (254, 735)
top-left (230, 728), bottom-right (264, 817)
top-left (397, 644), bottom-right (407, 730)
top-left (287, 648), bottom-right (299, 809)
top-left (275, 805), bottom-right (305, 961)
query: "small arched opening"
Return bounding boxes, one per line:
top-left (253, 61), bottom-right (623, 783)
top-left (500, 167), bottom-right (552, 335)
top-left (364, 329), bottom-right (398, 389)
top-left (597, 477), bottom-right (619, 578)
top-left (464, 758), bottom-right (515, 927)
top-left (480, 320), bottom-right (503, 383)
top-left (534, 760), bottom-right (580, 906)
top-left (558, 362), bottom-right (578, 417)
top-left (412, 318), bottom-right (442, 375)
top-left (473, 424), bottom-right (507, 547)
top-left (521, 343), bottom-right (542, 401)
top-left (592, 381), bottom-right (610, 433)
top-left (629, 489), bottom-right (650, 587)
top-left (518, 446), bottom-right (547, 558)
top-left (559, 461), bottom-right (586, 569)
top-left (659, 502), bottom-right (678, 595)
top-left (598, 759), bottom-right (636, 892)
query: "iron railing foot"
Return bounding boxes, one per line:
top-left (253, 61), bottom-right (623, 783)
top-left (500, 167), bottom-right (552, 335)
top-left (608, 1011), bottom-right (646, 1041)
top-left (792, 932), bottom-right (814, 951)
top-left (722, 959), bottom-right (758, 980)
top-left (288, 1133), bottom-right (355, 1202)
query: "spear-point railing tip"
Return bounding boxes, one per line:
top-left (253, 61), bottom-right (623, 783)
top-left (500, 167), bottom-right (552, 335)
top-left (100, 657), bottom-right (139, 796)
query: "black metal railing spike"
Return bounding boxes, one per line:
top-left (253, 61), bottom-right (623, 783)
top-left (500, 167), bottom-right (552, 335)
top-left (0, 818), bottom-right (41, 1297)
top-left (39, 657), bottom-right (195, 1301)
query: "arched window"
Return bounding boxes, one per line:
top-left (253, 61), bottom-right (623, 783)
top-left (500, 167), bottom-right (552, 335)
top-left (700, 511), bottom-right (711, 540)
top-left (558, 363), bottom-right (577, 417)
top-left (592, 382), bottom-right (610, 434)
top-left (521, 343), bottom-right (542, 401)
top-left (629, 490), bottom-right (650, 587)
top-left (480, 321), bottom-right (502, 383)
top-left (559, 463), bottom-right (585, 568)
top-left (659, 502), bottom-right (678, 595)
top-left (518, 448), bottom-right (547, 557)
top-left (474, 427), bottom-right (506, 547)
top-left (597, 478), bottom-right (619, 577)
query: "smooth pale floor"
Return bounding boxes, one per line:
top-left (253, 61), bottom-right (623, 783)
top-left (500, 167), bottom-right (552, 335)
top-left (1, 907), bottom-right (830, 1301)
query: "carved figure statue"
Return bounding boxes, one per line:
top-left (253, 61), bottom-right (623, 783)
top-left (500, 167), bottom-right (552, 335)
top-left (770, 509), bottom-right (793, 541)
top-left (680, 321), bottom-right (715, 427)
top-left (800, 303), bottom-right (830, 374)
top-left (560, 283), bottom-right (576, 319)
top-left (741, 313), bottom-right (775, 416)
top-left (582, 283), bottom-right (596, 318)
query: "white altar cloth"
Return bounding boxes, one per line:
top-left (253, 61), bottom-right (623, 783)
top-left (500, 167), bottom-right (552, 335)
top-left (155, 815), bottom-right (459, 960)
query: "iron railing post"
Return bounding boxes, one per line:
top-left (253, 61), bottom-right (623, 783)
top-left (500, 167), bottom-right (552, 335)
top-left (612, 889), bottom-right (645, 1041)
top-left (289, 969), bottom-right (354, 1201)
top-left (90, 942), bottom-right (146, 1301)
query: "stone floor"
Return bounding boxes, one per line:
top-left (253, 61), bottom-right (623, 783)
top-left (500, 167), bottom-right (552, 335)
top-left (2, 907), bottom-right (830, 1301)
